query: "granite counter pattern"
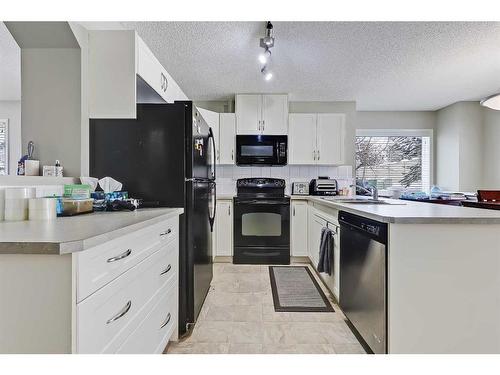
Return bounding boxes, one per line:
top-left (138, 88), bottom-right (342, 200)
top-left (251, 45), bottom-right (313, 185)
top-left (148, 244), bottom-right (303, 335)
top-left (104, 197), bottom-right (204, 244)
top-left (0, 208), bottom-right (184, 255)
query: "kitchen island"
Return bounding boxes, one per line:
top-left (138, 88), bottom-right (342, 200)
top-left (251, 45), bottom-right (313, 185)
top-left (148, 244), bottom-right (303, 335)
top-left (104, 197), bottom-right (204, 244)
top-left (292, 196), bottom-right (500, 354)
top-left (0, 208), bottom-right (183, 354)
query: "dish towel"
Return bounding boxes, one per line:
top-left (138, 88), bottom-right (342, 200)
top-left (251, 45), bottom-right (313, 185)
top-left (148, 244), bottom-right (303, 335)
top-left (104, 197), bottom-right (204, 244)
top-left (317, 227), bottom-right (334, 275)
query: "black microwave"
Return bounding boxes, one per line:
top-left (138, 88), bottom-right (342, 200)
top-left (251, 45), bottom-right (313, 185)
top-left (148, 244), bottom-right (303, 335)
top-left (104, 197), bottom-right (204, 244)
top-left (236, 135), bottom-right (288, 166)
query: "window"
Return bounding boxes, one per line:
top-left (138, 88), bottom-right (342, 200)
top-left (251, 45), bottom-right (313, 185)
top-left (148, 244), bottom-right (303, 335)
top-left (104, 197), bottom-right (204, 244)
top-left (0, 119), bottom-right (8, 176)
top-left (355, 129), bottom-right (432, 193)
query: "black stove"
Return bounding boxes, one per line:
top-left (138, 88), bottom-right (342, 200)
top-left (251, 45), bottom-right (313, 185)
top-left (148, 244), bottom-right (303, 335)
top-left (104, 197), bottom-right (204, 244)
top-left (233, 178), bottom-right (290, 265)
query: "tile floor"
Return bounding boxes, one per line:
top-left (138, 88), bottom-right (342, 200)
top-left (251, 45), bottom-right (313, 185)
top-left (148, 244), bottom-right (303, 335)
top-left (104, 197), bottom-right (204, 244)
top-left (167, 263), bottom-right (366, 354)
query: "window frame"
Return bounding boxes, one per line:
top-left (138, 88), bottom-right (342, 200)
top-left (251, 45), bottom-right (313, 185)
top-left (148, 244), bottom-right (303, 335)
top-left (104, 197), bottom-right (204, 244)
top-left (355, 128), bottom-right (434, 192)
top-left (0, 119), bottom-right (8, 176)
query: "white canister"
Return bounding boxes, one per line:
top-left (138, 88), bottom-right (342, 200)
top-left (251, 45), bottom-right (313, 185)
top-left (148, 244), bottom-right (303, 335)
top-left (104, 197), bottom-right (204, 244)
top-left (24, 160), bottom-right (40, 176)
top-left (4, 187), bottom-right (36, 221)
top-left (29, 198), bottom-right (57, 221)
top-left (0, 188), bottom-right (5, 221)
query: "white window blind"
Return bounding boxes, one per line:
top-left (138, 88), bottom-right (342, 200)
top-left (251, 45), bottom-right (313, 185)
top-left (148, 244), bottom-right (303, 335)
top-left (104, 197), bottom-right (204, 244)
top-left (355, 131), bottom-right (432, 193)
top-left (0, 120), bottom-right (8, 176)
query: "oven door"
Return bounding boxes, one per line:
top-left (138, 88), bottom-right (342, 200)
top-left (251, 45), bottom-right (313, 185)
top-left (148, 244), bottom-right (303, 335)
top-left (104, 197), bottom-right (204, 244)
top-left (236, 135), bottom-right (287, 166)
top-left (233, 197), bottom-right (290, 264)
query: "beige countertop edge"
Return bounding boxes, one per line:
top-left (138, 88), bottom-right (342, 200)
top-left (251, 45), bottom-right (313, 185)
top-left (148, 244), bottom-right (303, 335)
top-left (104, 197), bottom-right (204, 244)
top-left (293, 196), bottom-right (500, 224)
top-left (0, 208), bottom-right (184, 255)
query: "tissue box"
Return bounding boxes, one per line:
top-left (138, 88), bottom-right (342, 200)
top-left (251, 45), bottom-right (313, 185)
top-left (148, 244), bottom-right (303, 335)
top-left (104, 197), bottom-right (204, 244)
top-left (64, 184), bottom-right (91, 199)
top-left (91, 191), bottom-right (129, 211)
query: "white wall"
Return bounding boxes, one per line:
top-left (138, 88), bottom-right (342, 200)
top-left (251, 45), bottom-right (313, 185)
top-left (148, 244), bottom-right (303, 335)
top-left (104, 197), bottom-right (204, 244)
top-left (217, 165), bottom-right (352, 196)
top-left (0, 101), bottom-right (21, 174)
top-left (21, 48), bottom-right (81, 177)
top-left (68, 22), bottom-right (90, 177)
top-left (356, 111), bottom-right (436, 130)
top-left (482, 108), bottom-right (500, 188)
top-left (435, 102), bottom-right (483, 191)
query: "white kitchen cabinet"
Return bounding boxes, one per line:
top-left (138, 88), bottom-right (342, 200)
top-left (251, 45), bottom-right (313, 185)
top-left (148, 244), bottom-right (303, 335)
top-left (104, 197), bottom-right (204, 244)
top-left (289, 114), bottom-right (317, 164)
top-left (289, 113), bottom-right (346, 165)
top-left (215, 200), bottom-right (233, 257)
top-left (89, 30), bottom-right (188, 119)
top-left (262, 94), bottom-right (289, 134)
top-left (307, 204), bottom-right (340, 300)
top-left (0, 212), bottom-right (182, 354)
top-left (316, 114), bottom-right (345, 165)
top-left (291, 201), bottom-right (309, 256)
top-left (198, 108), bottom-right (220, 164)
top-left (236, 94), bottom-right (262, 134)
top-left (219, 113), bottom-right (236, 165)
top-left (236, 94), bottom-right (288, 135)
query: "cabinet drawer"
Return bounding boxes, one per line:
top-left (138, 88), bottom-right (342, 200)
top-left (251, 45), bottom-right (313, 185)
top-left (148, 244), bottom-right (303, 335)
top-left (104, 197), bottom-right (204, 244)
top-left (117, 282), bottom-right (177, 354)
top-left (76, 243), bottom-right (177, 353)
top-left (76, 217), bottom-right (178, 302)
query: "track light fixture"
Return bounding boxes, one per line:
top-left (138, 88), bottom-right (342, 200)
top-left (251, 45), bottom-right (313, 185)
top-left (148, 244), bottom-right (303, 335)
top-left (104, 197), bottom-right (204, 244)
top-left (259, 21), bottom-right (274, 81)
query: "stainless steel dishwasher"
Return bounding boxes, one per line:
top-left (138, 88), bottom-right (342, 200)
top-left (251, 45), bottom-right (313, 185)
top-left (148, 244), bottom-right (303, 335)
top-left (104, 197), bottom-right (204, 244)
top-left (339, 211), bottom-right (388, 354)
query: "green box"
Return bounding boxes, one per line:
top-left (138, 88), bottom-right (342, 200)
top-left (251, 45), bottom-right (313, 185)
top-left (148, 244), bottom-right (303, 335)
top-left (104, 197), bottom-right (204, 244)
top-left (64, 184), bottom-right (91, 199)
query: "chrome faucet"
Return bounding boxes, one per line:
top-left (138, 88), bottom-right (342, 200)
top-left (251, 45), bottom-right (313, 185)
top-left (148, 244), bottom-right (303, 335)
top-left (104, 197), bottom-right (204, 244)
top-left (353, 183), bottom-right (379, 201)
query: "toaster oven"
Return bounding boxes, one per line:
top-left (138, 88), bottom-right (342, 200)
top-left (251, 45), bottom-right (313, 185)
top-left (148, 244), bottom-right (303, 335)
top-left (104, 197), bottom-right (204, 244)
top-left (309, 178), bottom-right (338, 196)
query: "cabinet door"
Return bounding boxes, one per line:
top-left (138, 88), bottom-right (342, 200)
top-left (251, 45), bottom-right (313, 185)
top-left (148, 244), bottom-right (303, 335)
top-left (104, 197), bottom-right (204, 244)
top-left (198, 108), bottom-right (220, 164)
top-left (215, 200), bottom-right (233, 256)
top-left (219, 113), bottom-right (236, 165)
top-left (289, 114), bottom-right (317, 164)
top-left (316, 114), bottom-right (345, 165)
top-left (262, 94), bottom-right (288, 135)
top-left (308, 212), bottom-right (326, 269)
top-left (236, 94), bottom-right (262, 134)
top-left (291, 201), bottom-right (308, 256)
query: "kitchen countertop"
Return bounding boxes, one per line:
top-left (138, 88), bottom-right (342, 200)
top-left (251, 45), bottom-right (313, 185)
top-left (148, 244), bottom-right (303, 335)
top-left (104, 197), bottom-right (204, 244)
top-left (0, 208), bottom-right (184, 255)
top-left (216, 194), bottom-right (235, 200)
top-left (292, 195), bottom-right (500, 224)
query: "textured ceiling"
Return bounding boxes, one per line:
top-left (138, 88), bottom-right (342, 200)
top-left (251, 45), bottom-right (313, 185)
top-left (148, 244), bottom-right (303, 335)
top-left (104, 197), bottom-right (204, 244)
top-left (122, 21), bottom-right (500, 111)
top-left (0, 22), bottom-right (21, 101)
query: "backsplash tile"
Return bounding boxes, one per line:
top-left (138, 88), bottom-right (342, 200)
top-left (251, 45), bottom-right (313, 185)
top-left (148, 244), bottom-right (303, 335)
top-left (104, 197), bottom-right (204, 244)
top-left (216, 164), bottom-right (353, 196)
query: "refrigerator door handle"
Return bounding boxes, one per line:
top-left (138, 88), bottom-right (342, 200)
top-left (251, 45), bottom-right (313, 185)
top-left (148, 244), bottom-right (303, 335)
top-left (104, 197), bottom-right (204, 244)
top-left (209, 181), bottom-right (217, 232)
top-left (208, 127), bottom-right (216, 180)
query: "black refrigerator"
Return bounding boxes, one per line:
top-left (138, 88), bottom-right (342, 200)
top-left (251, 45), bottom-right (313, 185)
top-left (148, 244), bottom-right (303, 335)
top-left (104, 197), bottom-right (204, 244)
top-left (89, 102), bottom-right (215, 336)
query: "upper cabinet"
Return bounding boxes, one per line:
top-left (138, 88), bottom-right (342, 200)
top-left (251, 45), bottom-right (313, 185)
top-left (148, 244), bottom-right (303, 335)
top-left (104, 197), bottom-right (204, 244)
top-left (289, 113), bottom-right (345, 165)
top-left (88, 30), bottom-right (188, 119)
top-left (235, 94), bottom-right (288, 135)
top-left (198, 108), bottom-right (220, 163)
top-left (219, 113), bottom-right (236, 165)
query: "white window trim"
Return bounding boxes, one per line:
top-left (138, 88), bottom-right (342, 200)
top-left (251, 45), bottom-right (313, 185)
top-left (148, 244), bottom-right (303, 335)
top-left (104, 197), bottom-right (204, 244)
top-left (0, 119), bottom-right (8, 176)
top-left (355, 128), bottom-right (434, 190)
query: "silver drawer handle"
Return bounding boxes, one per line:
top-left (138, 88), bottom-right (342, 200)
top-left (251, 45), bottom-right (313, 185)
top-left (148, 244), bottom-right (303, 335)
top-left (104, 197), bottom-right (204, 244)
top-left (160, 264), bottom-right (172, 276)
top-left (160, 229), bottom-right (172, 236)
top-left (107, 249), bottom-right (132, 263)
top-left (106, 300), bottom-right (132, 324)
top-left (160, 312), bottom-right (171, 329)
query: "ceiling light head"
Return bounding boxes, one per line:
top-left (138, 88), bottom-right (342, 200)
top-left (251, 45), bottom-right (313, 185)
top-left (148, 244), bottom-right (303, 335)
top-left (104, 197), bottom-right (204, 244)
top-left (260, 21), bottom-right (275, 49)
top-left (261, 65), bottom-right (273, 81)
top-left (480, 93), bottom-right (500, 110)
top-left (258, 48), bottom-right (271, 65)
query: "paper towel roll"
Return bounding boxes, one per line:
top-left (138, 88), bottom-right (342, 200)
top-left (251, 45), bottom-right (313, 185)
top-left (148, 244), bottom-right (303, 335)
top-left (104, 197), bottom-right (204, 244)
top-left (29, 198), bottom-right (57, 221)
top-left (4, 187), bottom-right (36, 221)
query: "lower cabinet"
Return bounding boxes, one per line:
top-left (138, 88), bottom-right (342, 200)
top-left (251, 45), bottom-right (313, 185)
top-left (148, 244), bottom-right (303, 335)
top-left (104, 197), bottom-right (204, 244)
top-left (291, 201), bottom-right (308, 256)
top-left (304, 202), bottom-right (341, 300)
top-left (75, 216), bottom-right (180, 353)
top-left (214, 199), bottom-right (233, 257)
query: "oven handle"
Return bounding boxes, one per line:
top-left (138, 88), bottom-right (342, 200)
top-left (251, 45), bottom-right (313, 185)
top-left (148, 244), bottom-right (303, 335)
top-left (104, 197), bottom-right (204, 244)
top-left (239, 200), bottom-right (289, 205)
